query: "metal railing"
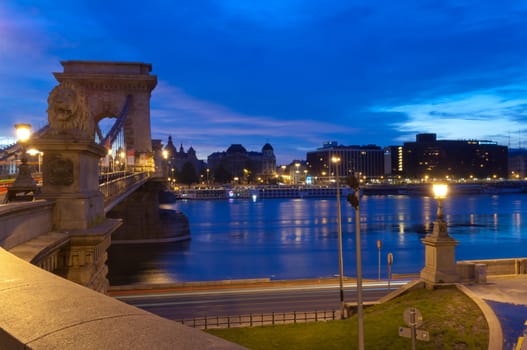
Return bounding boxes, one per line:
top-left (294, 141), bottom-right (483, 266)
top-left (177, 310), bottom-right (341, 330)
top-left (99, 171), bottom-right (150, 205)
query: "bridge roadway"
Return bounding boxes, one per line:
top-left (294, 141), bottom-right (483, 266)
top-left (110, 279), bottom-right (411, 321)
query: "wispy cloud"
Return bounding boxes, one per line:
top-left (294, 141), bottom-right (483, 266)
top-left (151, 81), bottom-right (357, 161)
top-left (152, 82), bottom-right (354, 137)
top-left (374, 84), bottom-right (527, 145)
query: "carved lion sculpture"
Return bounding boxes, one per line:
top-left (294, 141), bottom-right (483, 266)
top-left (47, 83), bottom-right (94, 139)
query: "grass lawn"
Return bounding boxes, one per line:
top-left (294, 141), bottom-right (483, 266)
top-left (207, 286), bottom-right (489, 349)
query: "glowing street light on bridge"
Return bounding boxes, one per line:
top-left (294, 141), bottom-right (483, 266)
top-left (7, 123), bottom-right (36, 202)
top-left (15, 123), bottom-right (31, 143)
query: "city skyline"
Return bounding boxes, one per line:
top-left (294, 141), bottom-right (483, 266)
top-left (2, 1), bottom-right (527, 164)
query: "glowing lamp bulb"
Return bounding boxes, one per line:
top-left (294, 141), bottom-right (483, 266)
top-left (432, 184), bottom-right (448, 199)
top-left (15, 123), bottom-right (31, 142)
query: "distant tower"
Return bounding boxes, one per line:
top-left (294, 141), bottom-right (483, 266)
top-left (164, 135), bottom-right (177, 157)
top-left (261, 143), bottom-right (276, 180)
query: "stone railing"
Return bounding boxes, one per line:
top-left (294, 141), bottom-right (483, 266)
top-left (457, 257), bottom-right (527, 283)
top-left (100, 171), bottom-right (150, 212)
top-left (0, 197), bottom-right (241, 349)
top-left (0, 248), bottom-right (243, 349)
top-left (0, 200), bottom-right (54, 249)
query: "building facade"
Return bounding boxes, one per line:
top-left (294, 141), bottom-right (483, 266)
top-left (306, 142), bottom-right (384, 181)
top-left (207, 143), bottom-right (276, 183)
top-left (508, 148), bottom-right (527, 179)
top-left (402, 133), bottom-right (508, 179)
top-left (163, 136), bottom-right (203, 182)
top-left (383, 145), bottom-right (404, 176)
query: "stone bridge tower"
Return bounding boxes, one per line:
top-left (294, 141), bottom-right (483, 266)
top-left (34, 61), bottom-right (157, 292)
top-left (53, 60), bottom-right (158, 164)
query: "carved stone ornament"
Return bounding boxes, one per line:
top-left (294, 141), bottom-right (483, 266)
top-left (47, 82), bottom-right (94, 140)
top-left (45, 155), bottom-right (74, 186)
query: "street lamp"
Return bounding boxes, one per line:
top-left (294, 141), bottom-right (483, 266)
top-left (433, 183), bottom-right (447, 227)
top-left (347, 173), bottom-right (364, 350)
top-left (118, 147), bottom-right (126, 172)
top-left (331, 156), bottom-right (345, 318)
top-left (377, 239), bottom-right (382, 280)
top-left (27, 148), bottom-right (43, 174)
top-left (294, 162), bottom-right (300, 185)
top-left (7, 123), bottom-right (37, 202)
top-left (420, 183), bottom-right (459, 285)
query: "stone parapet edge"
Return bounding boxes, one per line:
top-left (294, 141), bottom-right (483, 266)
top-left (0, 247), bottom-right (245, 350)
top-left (457, 284), bottom-right (503, 350)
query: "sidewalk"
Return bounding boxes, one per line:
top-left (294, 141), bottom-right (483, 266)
top-left (463, 275), bottom-right (527, 350)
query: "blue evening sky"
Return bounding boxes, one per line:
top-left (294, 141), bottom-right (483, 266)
top-left (1, 1), bottom-right (527, 164)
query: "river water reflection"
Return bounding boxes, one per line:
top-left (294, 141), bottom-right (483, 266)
top-left (107, 193), bottom-right (527, 285)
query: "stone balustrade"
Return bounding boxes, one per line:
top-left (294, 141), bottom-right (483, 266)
top-left (0, 247), bottom-right (243, 349)
top-left (457, 257), bottom-right (527, 283)
top-left (0, 200), bottom-right (54, 250)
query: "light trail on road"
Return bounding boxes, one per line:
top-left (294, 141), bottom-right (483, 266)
top-left (113, 280), bottom-right (410, 320)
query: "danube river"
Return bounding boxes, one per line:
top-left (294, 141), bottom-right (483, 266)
top-left (107, 193), bottom-right (527, 286)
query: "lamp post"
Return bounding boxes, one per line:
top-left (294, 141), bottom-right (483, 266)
top-left (377, 239), bottom-right (382, 280)
top-left (118, 147), bottom-right (126, 172)
top-left (420, 183), bottom-right (459, 285)
top-left (27, 148), bottom-right (43, 174)
top-left (294, 162), bottom-right (300, 185)
top-left (331, 156), bottom-right (345, 318)
top-left (7, 123), bottom-right (37, 202)
top-left (347, 173), bottom-right (364, 350)
top-left (433, 184), bottom-right (447, 227)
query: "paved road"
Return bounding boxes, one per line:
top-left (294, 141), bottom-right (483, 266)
top-left (465, 275), bottom-right (527, 350)
top-left (112, 280), bottom-right (408, 321)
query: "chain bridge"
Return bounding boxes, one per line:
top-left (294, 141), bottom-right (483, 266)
top-left (0, 61), bottom-right (235, 349)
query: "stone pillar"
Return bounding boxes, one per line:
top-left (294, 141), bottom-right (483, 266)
top-left (35, 136), bottom-right (121, 294)
top-left (420, 210), bottom-right (459, 285)
top-left (37, 138), bottom-right (106, 230)
top-left (35, 80), bottom-right (122, 294)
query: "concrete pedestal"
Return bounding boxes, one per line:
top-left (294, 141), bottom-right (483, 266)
top-left (420, 220), bottom-right (459, 285)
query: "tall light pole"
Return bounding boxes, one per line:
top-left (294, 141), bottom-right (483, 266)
top-left (347, 174), bottom-right (364, 350)
top-left (294, 162), bottom-right (300, 185)
top-left (377, 239), bottom-right (382, 280)
top-left (332, 156), bottom-right (345, 318)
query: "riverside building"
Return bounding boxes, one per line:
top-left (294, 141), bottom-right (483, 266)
top-left (401, 133), bottom-right (508, 180)
top-left (163, 135), bottom-right (204, 182)
top-left (207, 143), bottom-right (276, 183)
top-left (306, 141), bottom-right (384, 182)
